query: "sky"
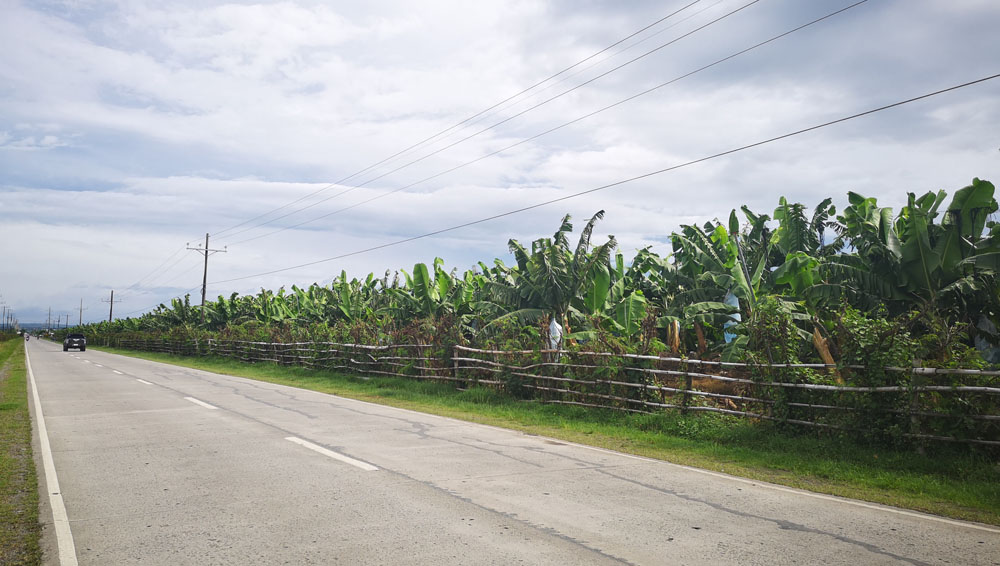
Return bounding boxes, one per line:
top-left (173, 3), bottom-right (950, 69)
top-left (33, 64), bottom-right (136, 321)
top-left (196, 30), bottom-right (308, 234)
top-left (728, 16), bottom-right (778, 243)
top-left (1, 0), bottom-right (998, 326)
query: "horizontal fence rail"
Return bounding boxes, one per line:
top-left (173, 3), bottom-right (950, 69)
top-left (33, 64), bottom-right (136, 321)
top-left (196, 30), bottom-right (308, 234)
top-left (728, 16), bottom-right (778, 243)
top-left (109, 338), bottom-right (1000, 447)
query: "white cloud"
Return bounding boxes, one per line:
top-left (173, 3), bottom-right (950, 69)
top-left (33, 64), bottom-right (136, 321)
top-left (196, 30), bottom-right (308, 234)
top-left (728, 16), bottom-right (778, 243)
top-left (0, 133), bottom-right (70, 150)
top-left (2, 0), bottom-right (1000, 324)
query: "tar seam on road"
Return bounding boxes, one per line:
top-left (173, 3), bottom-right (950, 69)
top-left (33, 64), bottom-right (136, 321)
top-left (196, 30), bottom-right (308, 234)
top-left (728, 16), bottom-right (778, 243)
top-left (184, 396), bottom-right (219, 410)
top-left (25, 346), bottom-right (80, 566)
top-left (564, 439), bottom-right (1000, 535)
top-left (279, 378), bottom-right (1000, 535)
top-left (285, 437), bottom-right (379, 471)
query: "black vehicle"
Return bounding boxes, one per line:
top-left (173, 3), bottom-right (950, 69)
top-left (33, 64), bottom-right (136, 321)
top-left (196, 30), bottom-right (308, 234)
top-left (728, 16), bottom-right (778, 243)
top-left (63, 333), bottom-right (86, 352)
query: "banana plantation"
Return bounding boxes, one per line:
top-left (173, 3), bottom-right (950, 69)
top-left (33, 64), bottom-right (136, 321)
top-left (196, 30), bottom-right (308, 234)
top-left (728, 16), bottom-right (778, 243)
top-left (78, 178), bottom-right (1000, 361)
top-left (69, 178), bottom-right (1000, 447)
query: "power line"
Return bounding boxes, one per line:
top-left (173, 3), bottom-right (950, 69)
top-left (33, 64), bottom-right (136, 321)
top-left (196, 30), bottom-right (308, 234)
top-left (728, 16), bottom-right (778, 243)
top-left (125, 245), bottom-right (187, 290)
top-left (209, 0), bottom-right (735, 243)
top-left (103, 253), bottom-right (202, 306)
top-left (209, 72), bottom-right (1000, 285)
top-left (452, 0), bottom-right (728, 135)
top-left (91, 2), bottom-right (706, 312)
top-left (120, 285), bottom-right (202, 318)
top-left (115, 2), bottom-right (710, 310)
top-left (207, 0), bottom-right (705, 242)
top-left (224, 0), bottom-right (865, 247)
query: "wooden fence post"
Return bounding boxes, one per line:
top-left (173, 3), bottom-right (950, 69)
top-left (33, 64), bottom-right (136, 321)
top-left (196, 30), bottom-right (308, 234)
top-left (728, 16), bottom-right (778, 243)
top-left (681, 354), bottom-right (692, 415)
top-left (910, 361), bottom-right (926, 455)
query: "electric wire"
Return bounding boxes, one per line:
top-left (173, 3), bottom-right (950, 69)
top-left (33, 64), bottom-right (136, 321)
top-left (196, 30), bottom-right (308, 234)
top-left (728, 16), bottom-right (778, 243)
top-left (119, 252), bottom-right (200, 298)
top-left (217, 0), bottom-right (730, 245)
top-left (207, 0), bottom-right (705, 241)
top-left (456, 0), bottom-right (727, 131)
top-left (97, 253), bottom-right (203, 319)
top-left (121, 285), bottom-right (202, 317)
top-left (123, 245), bottom-right (186, 291)
top-left (209, 72), bottom-right (1000, 285)
top-left (224, 0), bottom-right (862, 247)
top-left (213, 0), bottom-right (757, 244)
top-left (71, 247), bottom-right (195, 324)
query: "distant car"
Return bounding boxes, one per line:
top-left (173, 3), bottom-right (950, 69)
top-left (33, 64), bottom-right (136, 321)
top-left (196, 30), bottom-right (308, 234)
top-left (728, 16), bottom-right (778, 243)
top-left (63, 333), bottom-right (86, 352)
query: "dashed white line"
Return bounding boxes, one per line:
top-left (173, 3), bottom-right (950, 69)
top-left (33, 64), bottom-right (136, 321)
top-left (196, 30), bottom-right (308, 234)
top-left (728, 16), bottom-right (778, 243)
top-left (285, 437), bottom-right (379, 471)
top-left (94, 364), bottom-right (103, 368)
top-left (113, 370), bottom-right (123, 375)
top-left (184, 397), bottom-right (218, 410)
top-left (136, 379), bottom-right (153, 385)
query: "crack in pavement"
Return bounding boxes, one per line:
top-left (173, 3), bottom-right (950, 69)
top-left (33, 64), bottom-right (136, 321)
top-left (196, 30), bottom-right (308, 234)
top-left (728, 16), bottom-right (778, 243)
top-left (595, 468), bottom-right (934, 566)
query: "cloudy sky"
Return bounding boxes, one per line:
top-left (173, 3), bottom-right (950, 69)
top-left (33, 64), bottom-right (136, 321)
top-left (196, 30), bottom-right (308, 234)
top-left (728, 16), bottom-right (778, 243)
top-left (1, 0), bottom-right (998, 325)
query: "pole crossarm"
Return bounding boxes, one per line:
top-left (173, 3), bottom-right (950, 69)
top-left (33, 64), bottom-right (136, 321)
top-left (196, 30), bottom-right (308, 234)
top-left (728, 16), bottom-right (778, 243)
top-left (188, 233), bottom-right (227, 323)
top-left (102, 290), bottom-right (123, 322)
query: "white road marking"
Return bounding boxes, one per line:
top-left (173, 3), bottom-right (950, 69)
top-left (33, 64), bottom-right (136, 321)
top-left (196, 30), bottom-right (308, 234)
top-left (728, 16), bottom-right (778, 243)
top-left (25, 347), bottom-right (80, 566)
top-left (285, 437), bottom-right (379, 471)
top-left (184, 396), bottom-right (218, 410)
top-left (94, 364), bottom-right (103, 368)
top-left (113, 370), bottom-right (123, 375)
top-left (83, 360), bottom-right (91, 364)
top-left (136, 379), bottom-right (153, 385)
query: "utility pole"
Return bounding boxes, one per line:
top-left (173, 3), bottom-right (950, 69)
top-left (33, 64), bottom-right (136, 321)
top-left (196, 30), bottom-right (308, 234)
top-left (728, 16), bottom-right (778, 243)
top-left (47, 307), bottom-right (51, 332)
top-left (79, 298), bottom-right (88, 325)
top-left (187, 233), bottom-right (227, 324)
top-left (102, 290), bottom-right (122, 322)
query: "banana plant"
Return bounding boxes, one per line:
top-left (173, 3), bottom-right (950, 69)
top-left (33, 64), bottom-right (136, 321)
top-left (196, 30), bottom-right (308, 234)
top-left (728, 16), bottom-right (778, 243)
top-left (488, 211), bottom-right (617, 333)
top-left (569, 254), bottom-right (648, 340)
top-left (388, 258), bottom-right (466, 320)
top-left (332, 271), bottom-right (371, 322)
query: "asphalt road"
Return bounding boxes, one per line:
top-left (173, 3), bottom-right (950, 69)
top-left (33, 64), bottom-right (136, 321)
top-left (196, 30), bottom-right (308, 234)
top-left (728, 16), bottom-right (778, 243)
top-left (25, 339), bottom-right (999, 565)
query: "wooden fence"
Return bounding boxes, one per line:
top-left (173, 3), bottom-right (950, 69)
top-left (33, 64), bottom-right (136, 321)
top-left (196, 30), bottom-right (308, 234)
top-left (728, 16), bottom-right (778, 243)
top-left (110, 338), bottom-right (1000, 447)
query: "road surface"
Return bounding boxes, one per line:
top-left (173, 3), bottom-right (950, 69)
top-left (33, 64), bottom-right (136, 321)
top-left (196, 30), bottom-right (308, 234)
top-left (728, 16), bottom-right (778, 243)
top-left (25, 339), bottom-right (999, 565)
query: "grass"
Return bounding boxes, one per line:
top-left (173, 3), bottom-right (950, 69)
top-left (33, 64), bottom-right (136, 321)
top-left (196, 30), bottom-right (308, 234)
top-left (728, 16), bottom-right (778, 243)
top-left (98, 346), bottom-right (1000, 526)
top-left (0, 339), bottom-right (41, 566)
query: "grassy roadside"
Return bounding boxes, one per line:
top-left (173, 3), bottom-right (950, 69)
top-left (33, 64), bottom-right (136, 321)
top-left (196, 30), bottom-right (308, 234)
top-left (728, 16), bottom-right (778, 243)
top-left (99, 346), bottom-right (1000, 526)
top-left (0, 339), bottom-right (41, 566)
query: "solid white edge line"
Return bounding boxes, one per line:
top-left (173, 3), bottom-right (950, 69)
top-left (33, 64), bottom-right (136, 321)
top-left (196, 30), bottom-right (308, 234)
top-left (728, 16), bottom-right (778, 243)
top-left (285, 437), bottom-right (378, 471)
top-left (25, 346), bottom-right (80, 566)
top-left (135, 379), bottom-right (152, 385)
top-left (184, 396), bottom-right (218, 410)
